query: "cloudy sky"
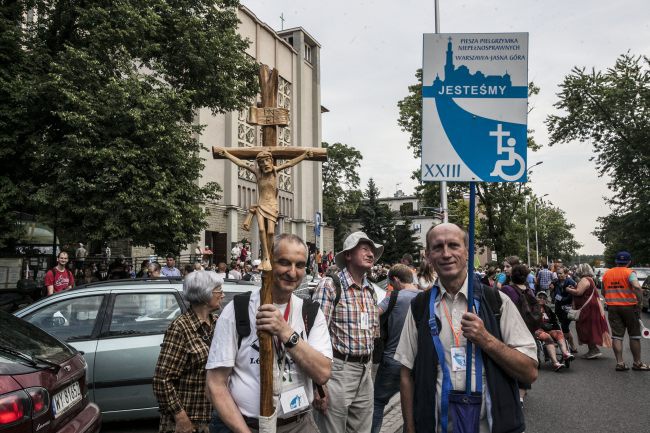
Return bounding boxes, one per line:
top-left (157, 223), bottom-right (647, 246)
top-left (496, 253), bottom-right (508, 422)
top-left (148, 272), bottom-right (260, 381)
top-left (242, 0), bottom-right (650, 254)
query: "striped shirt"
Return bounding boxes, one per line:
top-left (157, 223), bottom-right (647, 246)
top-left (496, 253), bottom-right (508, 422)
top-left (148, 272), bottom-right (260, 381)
top-left (153, 309), bottom-right (216, 431)
top-left (314, 269), bottom-right (379, 356)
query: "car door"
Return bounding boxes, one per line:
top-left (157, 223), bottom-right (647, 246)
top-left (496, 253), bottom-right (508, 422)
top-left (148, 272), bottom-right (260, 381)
top-left (92, 290), bottom-right (184, 420)
top-left (18, 294), bottom-right (107, 402)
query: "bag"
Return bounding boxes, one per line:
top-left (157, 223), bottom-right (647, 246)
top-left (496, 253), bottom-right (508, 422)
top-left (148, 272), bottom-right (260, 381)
top-left (567, 284), bottom-right (596, 321)
top-left (449, 391), bottom-right (482, 433)
top-left (515, 287), bottom-right (541, 333)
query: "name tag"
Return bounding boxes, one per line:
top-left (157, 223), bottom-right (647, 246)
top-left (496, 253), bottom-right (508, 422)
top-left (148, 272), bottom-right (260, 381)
top-left (555, 293), bottom-right (563, 302)
top-left (451, 346), bottom-right (467, 372)
top-left (279, 386), bottom-right (309, 415)
top-left (360, 312), bottom-right (369, 330)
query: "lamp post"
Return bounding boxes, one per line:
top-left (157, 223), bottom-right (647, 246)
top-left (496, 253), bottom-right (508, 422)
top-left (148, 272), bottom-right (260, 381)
top-left (533, 193), bottom-right (549, 265)
top-left (524, 162), bottom-right (543, 266)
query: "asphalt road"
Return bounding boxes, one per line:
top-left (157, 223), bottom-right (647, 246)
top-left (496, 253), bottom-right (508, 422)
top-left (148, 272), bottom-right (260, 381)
top-left (525, 310), bottom-right (650, 433)
top-left (103, 311), bottom-right (650, 433)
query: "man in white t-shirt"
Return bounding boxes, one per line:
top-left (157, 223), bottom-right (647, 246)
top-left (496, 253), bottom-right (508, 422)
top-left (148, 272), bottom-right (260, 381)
top-left (206, 234), bottom-right (332, 433)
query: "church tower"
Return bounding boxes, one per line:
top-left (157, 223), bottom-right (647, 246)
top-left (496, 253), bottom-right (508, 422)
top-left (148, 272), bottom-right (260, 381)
top-left (444, 37), bottom-right (454, 81)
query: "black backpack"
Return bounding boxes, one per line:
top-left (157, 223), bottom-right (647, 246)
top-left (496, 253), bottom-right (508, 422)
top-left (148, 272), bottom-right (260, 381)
top-left (328, 274), bottom-right (398, 364)
top-left (233, 291), bottom-right (321, 348)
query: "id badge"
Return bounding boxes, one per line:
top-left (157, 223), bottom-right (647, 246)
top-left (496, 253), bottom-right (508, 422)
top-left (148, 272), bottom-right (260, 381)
top-left (279, 385), bottom-right (309, 415)
top-left (360, 312), bottom-right (369, 330)
top-left (450, 346), bottom-right (467, 372)
top-left (555, 293), bottom-right (563, 302)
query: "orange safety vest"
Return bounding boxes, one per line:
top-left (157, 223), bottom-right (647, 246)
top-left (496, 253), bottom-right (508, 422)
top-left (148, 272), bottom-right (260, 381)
top-left (602, 267), bottom-right (638, 306)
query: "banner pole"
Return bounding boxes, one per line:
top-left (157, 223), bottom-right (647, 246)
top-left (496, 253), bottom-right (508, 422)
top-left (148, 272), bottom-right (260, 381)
top-left (465, 181), bottom-right (476, 393)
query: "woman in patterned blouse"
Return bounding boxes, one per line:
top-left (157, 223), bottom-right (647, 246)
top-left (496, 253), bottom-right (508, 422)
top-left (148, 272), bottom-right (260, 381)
top-left (153, 271), bottom-right (224, 433)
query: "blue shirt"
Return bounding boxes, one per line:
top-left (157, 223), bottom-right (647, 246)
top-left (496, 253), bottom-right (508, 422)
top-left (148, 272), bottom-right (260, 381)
top-left (161, 266), bottom-right (181, 277)
top-left (378, 288), bottom-right (421, 361)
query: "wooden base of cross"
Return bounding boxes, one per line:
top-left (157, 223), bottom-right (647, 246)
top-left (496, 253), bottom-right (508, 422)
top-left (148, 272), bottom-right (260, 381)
top-left (212, 64), bottom-right (327, 418)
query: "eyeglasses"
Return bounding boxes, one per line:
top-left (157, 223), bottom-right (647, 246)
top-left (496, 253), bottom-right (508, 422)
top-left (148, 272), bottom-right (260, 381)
top-left (212, 288), bottom-right (224, 295)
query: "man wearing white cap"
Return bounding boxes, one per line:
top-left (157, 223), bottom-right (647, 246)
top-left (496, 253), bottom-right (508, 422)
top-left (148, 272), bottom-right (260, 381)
top-left (312, 231), bottom-right (383, 433)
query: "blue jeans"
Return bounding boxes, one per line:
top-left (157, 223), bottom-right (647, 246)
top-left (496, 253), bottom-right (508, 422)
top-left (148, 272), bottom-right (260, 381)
top-left (371, 358), bottom-right (402, 433)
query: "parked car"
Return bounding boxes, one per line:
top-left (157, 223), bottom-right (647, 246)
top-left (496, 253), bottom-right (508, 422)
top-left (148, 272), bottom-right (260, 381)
top-left (0, 310), bottom-right (101, 433)
top-left (633, 268), bottom-right (650, 312)
top-left (14, 277), bottom-right (257, 421)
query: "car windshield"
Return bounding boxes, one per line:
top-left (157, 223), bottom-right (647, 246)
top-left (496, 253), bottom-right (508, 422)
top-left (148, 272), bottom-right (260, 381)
top-left (1, 311), bottom-right (74, 364)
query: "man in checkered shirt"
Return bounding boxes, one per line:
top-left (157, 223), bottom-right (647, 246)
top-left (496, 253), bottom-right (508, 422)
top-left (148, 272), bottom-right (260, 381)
top-left (312, 232), bottom-right (384, 433)
top-left (535, 263), bottom-right (554, 294)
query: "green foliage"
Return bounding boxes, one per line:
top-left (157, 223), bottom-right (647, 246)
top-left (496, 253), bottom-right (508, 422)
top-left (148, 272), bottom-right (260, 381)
top-left (0, 0), bottom-right (258, 253)
top-left (547, 54), bottom-right (650, 264)
top-left (322, 142), bottom-right (364, 251)
top-left (359, 179), bottom-right (395, 251)
top-left (388, 216), bottom-right (422, 265)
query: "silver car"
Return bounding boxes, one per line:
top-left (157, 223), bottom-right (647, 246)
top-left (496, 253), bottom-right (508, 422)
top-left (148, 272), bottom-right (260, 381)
top-left (15, 278), bottom-right (256, 421)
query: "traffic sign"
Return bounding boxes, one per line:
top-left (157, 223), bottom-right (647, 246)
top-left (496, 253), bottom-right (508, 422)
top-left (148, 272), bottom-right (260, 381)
top-left (421, 33), bottom-right (529, 182)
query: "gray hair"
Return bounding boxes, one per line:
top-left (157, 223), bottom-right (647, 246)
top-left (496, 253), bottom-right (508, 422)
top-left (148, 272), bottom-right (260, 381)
top-left (273, 233), bottom-right (308, 257)
top-left (574, 263), bottom-right (594, 278)
top-left (184, 270), bottom-right (223, 305)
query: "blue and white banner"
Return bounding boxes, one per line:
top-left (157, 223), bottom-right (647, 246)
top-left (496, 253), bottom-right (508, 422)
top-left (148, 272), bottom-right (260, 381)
top-left (421, 33), bottom-right (529, 182)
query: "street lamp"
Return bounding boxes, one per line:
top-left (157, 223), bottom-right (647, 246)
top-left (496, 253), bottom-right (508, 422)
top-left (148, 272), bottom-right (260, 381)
top-left (524, 162), bottom-right (543, 265)
top-left (534, 193), bottom-right (549, 265)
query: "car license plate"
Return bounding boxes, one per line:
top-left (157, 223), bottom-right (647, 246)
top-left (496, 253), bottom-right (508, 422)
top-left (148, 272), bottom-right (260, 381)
top-left (52, 381), bottom-right (82, 418)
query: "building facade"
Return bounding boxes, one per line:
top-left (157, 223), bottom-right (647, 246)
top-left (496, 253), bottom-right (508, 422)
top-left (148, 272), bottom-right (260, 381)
top-left (190, 7), bottom-right (331, 264)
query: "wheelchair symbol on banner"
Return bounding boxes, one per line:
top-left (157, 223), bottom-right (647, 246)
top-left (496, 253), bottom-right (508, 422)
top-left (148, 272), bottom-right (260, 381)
top-left (489, 123), bottom-right (525, 181)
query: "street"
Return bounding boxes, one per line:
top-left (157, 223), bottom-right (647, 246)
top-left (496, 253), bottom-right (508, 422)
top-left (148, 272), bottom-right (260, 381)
top-left (103, 311), bottom-right (650, 433)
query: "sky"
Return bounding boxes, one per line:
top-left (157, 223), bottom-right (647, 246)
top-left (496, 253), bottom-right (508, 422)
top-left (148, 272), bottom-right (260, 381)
top-left (242, 0), bottom-right (650, 255)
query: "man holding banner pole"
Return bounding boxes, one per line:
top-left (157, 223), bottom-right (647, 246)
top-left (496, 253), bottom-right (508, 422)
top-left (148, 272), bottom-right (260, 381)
top-left (395, 223), bottom-right (537, 433)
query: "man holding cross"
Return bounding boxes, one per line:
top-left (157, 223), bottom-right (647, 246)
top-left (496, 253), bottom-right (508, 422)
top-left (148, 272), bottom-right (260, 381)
top-left (215, 148), bottom-right (313, 272)
top-left (206, 234), bottom-right (332, 433)
top-left (396, 223), bottom-right (537, 433)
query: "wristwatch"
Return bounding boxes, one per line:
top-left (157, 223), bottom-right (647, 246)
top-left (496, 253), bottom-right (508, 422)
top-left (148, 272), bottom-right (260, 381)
top-left (284, 331), bottom-right (300, 349)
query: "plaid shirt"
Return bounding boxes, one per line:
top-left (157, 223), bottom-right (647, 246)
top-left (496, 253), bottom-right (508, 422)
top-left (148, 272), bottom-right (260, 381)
top-left (153, 309), bottom-right (216, 431)
top-left (314, 269), bottom-right (379, 356)
top-left (537, 268), bottom-right (554, 290)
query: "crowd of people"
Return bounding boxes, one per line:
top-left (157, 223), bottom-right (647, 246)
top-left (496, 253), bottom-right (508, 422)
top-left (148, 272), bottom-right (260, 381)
top-left (47, 225), bottom-right (648, 433)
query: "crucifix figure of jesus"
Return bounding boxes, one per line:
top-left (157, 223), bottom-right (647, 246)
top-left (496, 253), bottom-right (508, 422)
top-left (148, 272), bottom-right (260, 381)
top-left (214, 147), bottom-right (313, 271)
top-left (213, 64), bottom-right (327, 418)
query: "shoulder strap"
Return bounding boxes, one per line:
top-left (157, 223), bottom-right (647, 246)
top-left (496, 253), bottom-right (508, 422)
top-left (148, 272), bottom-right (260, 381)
top-left (234, 291), bottom-right (252, 349)
top-left (482, 283), bottom-right (503, 322)
top-left (302, 298), bottom-right (321, 337)
top-left (330, 273), bottom-right (342, 309)
top-left (385, 289), bottom-right (399, 316)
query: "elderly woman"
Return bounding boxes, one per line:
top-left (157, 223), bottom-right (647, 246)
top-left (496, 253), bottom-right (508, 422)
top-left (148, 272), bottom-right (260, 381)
top-left (566, 263), bottom-right (612, 360)
top-left (153, 271), bottom-right (224, 433)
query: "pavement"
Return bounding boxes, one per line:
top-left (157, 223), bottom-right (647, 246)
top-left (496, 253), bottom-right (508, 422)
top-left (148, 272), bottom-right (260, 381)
top-left (379, 394), bottom-right (403, 433)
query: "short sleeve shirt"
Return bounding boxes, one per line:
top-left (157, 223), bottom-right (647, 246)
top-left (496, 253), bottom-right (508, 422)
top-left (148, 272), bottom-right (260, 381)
top-left (206, 290), bottom-right (332, 418)
top-left (44, 269), bottom-right (74, 293)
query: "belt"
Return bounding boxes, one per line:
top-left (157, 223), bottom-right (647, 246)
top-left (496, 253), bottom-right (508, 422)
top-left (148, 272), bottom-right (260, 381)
top-left (333, 349), bottom-right (371, 364)
top-left (243, 411), bottom-right (308, 429)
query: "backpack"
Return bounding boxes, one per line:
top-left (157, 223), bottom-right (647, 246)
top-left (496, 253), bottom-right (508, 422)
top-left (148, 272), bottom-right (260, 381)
top-left (512, 286), bottom-right (541, 333)
top-left (328, 274), bottom-right (397, 364)
top-left (45, 267), bottom-right (74, 290)
top-left (233, 291), bottom-right (321, 348)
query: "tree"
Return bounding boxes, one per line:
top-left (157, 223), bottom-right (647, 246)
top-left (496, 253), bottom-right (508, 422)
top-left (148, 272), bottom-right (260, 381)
top-left (0, 0), bottom-right (258, 253)
top-left (358, 178), bottom-right (395, 260)
top-left (390, 216), bottom-right (422, 265)
top-left (547, 54), bottom-right (650, 264)
top-left (322, 142), bottom-right (364, 251)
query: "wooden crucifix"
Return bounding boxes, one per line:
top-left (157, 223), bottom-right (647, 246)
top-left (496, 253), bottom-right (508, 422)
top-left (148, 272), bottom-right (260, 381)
top-left (212, 64), bottom-right (327, 417)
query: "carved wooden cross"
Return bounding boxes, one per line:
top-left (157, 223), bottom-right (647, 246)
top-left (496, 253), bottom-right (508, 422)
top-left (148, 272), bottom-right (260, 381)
top-left (212, 64), bottom-right (326, 417)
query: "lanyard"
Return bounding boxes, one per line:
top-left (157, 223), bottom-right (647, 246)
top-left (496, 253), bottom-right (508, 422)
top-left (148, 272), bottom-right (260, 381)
top-left (356, 286), bottom-right (366, 312)
top-left (429, 286), bottom-right (483, 433)
top-left (441, 297), bottom-right (463, 347)
top-left (274, 299), bottom-right (293, 384)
